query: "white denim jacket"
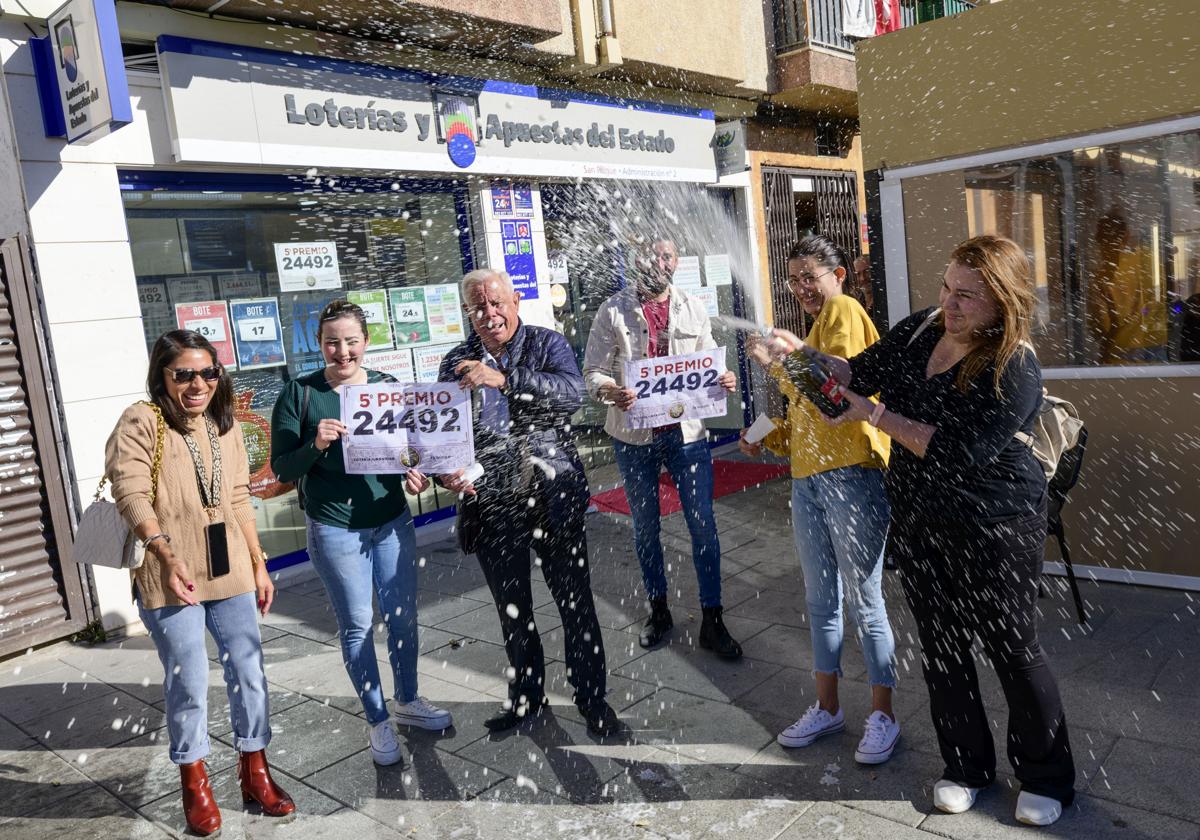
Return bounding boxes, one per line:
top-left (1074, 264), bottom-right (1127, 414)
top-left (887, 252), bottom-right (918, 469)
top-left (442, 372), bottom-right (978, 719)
top-left (582, 284), bottom-right (717, 446)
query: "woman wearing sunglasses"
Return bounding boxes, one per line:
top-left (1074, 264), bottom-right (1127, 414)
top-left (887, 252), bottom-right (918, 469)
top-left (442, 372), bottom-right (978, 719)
top-left (105, 330), bottom-right (293, 836)
top-left (270, 300), bottom-right (451, 768)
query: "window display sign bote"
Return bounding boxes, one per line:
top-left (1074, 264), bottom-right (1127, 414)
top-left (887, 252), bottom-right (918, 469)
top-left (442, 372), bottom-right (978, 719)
top-left (157, 36), bottom-right (717, 183)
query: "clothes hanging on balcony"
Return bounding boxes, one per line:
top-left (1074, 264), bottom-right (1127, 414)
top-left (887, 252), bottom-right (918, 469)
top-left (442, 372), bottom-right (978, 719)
top-left (875, 0), bottom-right (902, 33)
top-left (843, 0), bottom-right (876, 38)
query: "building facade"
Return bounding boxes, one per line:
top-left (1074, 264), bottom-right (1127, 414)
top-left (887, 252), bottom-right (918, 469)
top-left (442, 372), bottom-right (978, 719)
top-left (0, 0), bottom-right (784, 649)
top-left (856, 0), bottom-right (1200, 588)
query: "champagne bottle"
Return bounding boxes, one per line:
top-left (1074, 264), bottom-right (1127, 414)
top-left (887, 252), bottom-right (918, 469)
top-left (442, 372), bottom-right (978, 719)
top-left (781, 347), bottom-right (851, 418)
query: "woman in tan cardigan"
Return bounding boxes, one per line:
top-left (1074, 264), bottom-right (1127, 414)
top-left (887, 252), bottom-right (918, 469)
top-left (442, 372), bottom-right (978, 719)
top-left (106, 330), bottom-right (294, 836)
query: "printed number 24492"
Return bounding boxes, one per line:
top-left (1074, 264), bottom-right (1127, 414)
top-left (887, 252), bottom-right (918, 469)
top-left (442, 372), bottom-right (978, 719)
top-left (634, 369), bottom-right (718, 399)
top-left (351, 407), bottom-right (460, 436)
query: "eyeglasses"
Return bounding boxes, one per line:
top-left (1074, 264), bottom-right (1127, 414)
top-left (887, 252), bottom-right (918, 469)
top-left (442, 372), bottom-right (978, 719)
top-left (787, 270), bottom-right (835, 288)
top-left (166, 366), bottom-right (222, 384)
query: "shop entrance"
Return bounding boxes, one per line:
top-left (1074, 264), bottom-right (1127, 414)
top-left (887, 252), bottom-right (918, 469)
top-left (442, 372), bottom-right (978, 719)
top-left (0, 236), bottom-right (87, 656)
top-left (762, 167), bottom-right (861, 338)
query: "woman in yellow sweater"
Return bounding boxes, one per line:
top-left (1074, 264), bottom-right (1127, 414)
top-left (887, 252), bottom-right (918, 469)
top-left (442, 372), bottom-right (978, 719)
top-left (740, 235), bottom-right (899, 764)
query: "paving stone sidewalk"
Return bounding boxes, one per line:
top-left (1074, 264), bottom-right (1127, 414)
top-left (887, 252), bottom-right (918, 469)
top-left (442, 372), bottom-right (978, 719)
top-left (2, 473), bottom-right (1198, 839)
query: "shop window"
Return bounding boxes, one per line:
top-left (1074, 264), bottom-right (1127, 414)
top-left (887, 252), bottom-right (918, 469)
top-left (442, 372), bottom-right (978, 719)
top-left (901, 127), bottom-right (1200, 367)
top-left (120, 172), bottom-right (472, 561)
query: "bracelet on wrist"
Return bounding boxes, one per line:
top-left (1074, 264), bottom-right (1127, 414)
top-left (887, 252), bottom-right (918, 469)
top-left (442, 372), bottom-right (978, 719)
top-left (144, 533), bottom-right (171, 548)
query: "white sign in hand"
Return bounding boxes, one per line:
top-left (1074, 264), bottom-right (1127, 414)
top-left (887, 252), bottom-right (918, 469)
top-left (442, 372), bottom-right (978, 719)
top-left (622, 347), bottom-right (728, 430)
top-left (340, 382), bottom-right (474, 474)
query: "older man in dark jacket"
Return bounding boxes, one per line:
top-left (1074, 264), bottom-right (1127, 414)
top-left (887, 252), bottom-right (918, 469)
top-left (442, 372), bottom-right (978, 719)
top-left (437, 268), bottom-right (616, 736)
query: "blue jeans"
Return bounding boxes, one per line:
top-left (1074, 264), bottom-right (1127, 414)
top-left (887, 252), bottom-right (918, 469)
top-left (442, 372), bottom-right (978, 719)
top-left (613, 427), bottom-right (722, 608)
top-left (791, 466), bottom-right (896, 688)
top-left (306, 511), bottom-right (419, 725)
top-left (138, 591), bottom-right (271, 764)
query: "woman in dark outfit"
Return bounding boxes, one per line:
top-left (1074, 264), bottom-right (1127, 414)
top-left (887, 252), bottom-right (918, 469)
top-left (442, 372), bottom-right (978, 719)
top-left (770, 235), bottom-right (1074, 826)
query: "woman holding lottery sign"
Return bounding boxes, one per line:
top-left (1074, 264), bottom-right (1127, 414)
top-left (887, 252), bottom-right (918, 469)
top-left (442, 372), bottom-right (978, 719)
top-left (740, 234), bottom-right (899, 765)
top-left (270, 300), bottom-right (452, 766)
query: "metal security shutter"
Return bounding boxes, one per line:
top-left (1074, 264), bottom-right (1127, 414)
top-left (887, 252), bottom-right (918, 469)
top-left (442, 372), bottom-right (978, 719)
top-left (762, 167), bottom-right (804, 338)
top-left (0, 237), bottom-right (87, 656)
top-left (812, 171), bottom-right (861, 264)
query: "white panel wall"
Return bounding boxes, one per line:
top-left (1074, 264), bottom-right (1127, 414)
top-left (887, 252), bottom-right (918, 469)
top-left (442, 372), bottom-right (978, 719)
top-left (2, 21), bottom-right (161, 629)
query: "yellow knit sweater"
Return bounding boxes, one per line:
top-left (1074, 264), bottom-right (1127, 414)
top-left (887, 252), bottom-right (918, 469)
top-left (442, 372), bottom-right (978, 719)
top-left (763, 295), bottom-right (890, 479)
top-left (105, 403), bottom-right (258, 609)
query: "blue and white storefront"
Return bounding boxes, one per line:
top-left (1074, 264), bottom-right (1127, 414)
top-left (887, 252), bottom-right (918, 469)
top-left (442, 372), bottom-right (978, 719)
top-left (5, 14), bottom-right (753, 631)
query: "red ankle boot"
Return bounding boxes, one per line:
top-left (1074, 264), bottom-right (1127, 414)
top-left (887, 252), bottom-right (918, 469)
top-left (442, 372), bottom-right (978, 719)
top-left (238, 750), bottom-right (296, 816)
top-left (179, 760), bottom-right (221, 836)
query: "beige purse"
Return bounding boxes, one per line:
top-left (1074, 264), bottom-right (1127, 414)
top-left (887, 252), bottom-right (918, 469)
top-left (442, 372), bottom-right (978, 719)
top-left (74, 402), bottom-right (166, 569)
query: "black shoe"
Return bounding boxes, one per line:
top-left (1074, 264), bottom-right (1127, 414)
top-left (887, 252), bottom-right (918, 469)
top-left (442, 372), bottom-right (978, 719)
top-left (580, 701), bottom-right (620, 737)
top-left (484, 697), bottom-right (548, 732)
top-left (638, 598), bottom-right (674, 649)
top-left (699, 606), bottom-right (743, 660)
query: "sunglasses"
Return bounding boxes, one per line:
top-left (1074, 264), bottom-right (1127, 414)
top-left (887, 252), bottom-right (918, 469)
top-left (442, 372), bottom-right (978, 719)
top-left (167, 366), bottom-right (222, 384)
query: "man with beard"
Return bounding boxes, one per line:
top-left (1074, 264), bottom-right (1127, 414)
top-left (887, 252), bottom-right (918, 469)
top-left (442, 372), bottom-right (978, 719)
top-left (582, 235), bottom-right (743, 658)
top-left (437, 268), bottom-right (618, 736)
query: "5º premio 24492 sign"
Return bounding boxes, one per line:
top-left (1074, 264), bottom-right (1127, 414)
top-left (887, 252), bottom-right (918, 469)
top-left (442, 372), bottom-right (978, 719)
top-left (622, 348), bottom-right (728, 430)
top-left (273, 242), bottom-right (342, 292)
top-left (340, 382), bottom-right (474, 475)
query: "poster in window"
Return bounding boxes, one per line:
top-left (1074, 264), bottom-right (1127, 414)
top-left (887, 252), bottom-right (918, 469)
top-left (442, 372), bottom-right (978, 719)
top-left (175, 300), bottom-right (236, 368)
top-left (274, 242), bottom-right (342, 292)
top-left (169, 275), bottom-right (216, 305)
top-left (348, 289), bottom-right (395, 349)
top-left (219, 272), bottom-right (263, 299)
top-left (366, 219), bottom-right (408, 276)
top-left (500, 219), bottom-right (538, 300)
top-left (412, 343), bottom-right (458, 382)
top-left (230, 298), bottom-right (286, 370)
top-left (233, 373), bottom-right (292, 500)
top-left (286, 292), bottom-right (338, 375)
top-left (389, 284), bottom-right (465, 347)
top-left (183, 218), bottom-right (246, 272)
top-left (673, 255), bottom-right (702, 289)
top-left (364, 348), bottom-right (416, 381)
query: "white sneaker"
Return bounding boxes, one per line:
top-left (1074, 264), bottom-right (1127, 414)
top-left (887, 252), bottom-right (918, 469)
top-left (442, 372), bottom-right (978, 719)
top-left (854, 710), bottom-right (901, 764)
top-left (368, 719), bottom-right (403, 766)
top-left (393, 696), bottom-right (453, 731)
top-left (777, 704), bottom-right (845, 748)
top-left (933, 778), bottom-right (980, 814)
top-left (1015, 790), bottom-right (1063, 826)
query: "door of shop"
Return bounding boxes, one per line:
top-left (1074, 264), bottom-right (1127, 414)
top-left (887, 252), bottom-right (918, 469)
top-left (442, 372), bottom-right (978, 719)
top-left (0, 236), bottom-right (88, 656)
top-left (762, 167), bottom-right (861, 338)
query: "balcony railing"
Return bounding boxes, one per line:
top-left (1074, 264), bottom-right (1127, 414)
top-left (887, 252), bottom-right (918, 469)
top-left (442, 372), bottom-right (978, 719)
top-left (774, 0), bottom-right (976, 55)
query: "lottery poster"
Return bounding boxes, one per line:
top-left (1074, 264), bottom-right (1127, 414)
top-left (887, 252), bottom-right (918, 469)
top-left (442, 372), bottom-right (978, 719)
top-left (347, 289), bottom-right (395, 349)
top-left (364, 348), bottom-right (416, 382)
top-left (174, 300), bottom-right (236, 369)
top-left (340, 382), bottom-right (474, 474)
top-left (389, 284), bottom-right (465, 347)
top-left (500, 219), bottom-right (538, 300)
top-left (622, 347), bottom-right (727, 430)
top-left (230, 298), bottom-right (286, 371)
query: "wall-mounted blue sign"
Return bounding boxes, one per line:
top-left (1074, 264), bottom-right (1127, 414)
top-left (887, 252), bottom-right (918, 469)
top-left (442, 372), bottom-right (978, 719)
top-left (500, 219), bottom-right (538, 300)
top-left (30, 0), bottom-right (132, 144)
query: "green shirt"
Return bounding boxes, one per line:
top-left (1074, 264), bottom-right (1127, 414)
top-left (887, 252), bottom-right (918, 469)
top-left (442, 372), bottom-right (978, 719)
top-left (270, 369), bottom-right (410, 529)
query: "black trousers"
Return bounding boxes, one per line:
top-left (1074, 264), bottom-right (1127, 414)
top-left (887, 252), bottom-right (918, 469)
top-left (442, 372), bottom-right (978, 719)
top-left (473, 469), bottom-right (607, 709)
top-left (893, 507), bottom-right (1075, 804)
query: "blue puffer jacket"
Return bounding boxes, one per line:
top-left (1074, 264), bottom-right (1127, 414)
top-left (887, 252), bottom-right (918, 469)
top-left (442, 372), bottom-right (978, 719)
top-left (439, 322), bottom-right (587, 499)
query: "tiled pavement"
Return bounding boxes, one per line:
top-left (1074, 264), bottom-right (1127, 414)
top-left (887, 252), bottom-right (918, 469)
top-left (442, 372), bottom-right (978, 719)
top-left (2, 474), bottom-right (1198, 839)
